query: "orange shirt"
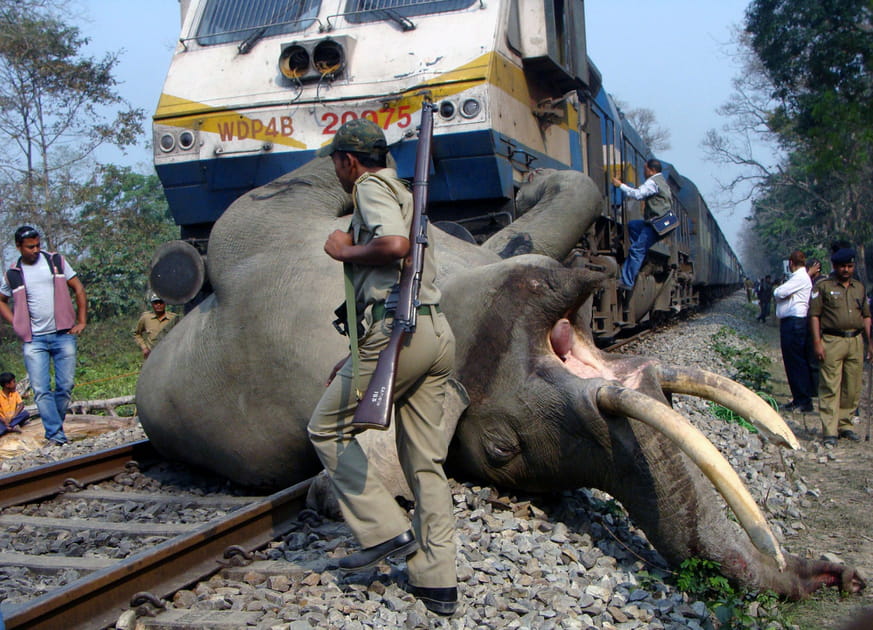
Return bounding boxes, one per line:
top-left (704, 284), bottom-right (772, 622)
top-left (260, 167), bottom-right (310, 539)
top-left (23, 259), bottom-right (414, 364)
top-left (0, 389), bottom-right (22, 418)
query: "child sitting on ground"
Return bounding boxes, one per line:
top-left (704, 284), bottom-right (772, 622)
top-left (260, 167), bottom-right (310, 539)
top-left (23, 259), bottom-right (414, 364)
top-left (0, 371), bottom-right (29, 436)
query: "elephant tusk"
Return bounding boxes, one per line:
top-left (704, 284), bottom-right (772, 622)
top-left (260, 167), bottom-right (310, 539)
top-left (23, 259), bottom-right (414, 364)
top-left (654, 365), bottom-right (799, 450)
top-left (596, 384), bottom-right (787, 572)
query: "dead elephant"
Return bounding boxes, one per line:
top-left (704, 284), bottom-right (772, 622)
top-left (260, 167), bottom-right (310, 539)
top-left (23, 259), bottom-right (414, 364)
top-left (137, 159), bottom-right (865, 599)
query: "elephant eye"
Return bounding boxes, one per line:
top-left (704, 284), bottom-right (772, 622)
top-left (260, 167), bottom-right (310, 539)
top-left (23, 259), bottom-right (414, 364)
top-left (483, 436), bottom-right (520, 466)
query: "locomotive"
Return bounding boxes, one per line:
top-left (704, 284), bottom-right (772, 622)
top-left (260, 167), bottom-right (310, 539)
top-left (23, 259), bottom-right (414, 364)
top-left (151, 0), bottom-right (742, 343)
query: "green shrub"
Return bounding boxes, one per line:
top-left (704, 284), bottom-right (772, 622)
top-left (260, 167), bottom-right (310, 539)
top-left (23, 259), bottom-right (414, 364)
top-left (708, 402), bottom-right (759, 433)
top-left (711, 327), bottom-right (773, 393)
top-left (676, 557), bottom-right (785, 629)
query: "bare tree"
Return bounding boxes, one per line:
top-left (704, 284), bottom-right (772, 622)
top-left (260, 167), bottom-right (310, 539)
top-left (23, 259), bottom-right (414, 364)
top-left (703, 26), bottom-right (873, 284)
top-left (737, 223), bottom-right (771, 279)
top-left (700, 31), bottom-right (786, 204)
top-left (0, 3), bottom-right (143, 254)
top-left (614, 99), bottom-right (672, 152)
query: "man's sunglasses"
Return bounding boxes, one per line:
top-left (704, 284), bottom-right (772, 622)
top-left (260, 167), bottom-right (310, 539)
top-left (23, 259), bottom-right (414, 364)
top-left (18, 229), bottom-right (38, 240)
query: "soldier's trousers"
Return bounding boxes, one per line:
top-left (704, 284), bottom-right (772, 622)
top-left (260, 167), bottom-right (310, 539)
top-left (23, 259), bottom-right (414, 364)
top-left (308, 309), bottom-right (457, 589)
top-left (818, 334), bottom-right (863, 437)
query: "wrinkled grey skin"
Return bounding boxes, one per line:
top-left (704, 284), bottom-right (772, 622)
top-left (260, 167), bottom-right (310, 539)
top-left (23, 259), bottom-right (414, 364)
top-left (138, 159), bottom-right (862, 599)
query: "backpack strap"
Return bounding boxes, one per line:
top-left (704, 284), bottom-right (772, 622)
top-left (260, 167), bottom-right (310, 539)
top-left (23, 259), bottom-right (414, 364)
top-left (6, 264), bottom-right (23, 291)
top-left (6, 252), bottom-right (64, 292)
top-left (42, 251), bottom-right (64, 275)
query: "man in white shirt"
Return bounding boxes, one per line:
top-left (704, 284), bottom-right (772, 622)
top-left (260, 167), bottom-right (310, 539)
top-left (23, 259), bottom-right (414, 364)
top-left (773, 250), bottom-right (814, 412)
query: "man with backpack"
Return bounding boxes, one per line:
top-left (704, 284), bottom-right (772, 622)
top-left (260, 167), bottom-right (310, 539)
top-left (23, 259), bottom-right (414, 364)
top-left (611, 158), bottom-right (675, 291)
top-left (0, 226), bottom-right (87, 446)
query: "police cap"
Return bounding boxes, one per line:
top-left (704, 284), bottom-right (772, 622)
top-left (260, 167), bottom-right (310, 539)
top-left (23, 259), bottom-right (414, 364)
top-left (831, 248), bottom-right (856, 265)
top-left (316, 118), bottom-right (388, 157)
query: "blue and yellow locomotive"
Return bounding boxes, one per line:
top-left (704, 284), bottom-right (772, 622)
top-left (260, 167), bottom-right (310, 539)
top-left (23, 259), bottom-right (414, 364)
top-left (152, 0), bottom-right (742, 341)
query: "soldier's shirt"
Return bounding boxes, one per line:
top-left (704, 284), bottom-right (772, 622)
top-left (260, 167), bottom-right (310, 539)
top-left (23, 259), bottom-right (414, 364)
top-left (347, 168), bottom-right (440, 313)
top-left (133, 311), bottom-right (178, 350)
top-left (809, 277), bottom-right (870, 332)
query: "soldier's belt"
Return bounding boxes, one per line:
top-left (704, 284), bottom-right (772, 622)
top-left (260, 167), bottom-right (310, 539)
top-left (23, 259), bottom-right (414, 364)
top-left (822, 329), bottom-right (862, 338)
top-left (371, 302), bottom-right (441, 323)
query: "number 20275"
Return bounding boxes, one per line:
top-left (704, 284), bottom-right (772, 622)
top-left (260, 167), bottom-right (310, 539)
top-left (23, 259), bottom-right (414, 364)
top-left (321, 106), bottom-right (413, 134)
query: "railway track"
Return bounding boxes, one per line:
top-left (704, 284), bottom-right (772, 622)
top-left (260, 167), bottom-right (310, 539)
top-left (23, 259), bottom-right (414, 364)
top-left (603, 328), bottom-right (652, 352)
top-left (0, 440), bottom-right (313, 630)
top-left (0, 328), bottom-right (663, 629)
top-left (0, 298), bottom-right (759, 629)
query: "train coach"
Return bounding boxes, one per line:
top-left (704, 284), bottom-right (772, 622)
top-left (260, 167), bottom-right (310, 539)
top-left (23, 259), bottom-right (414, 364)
top-left (151, 0), bottom-right (742, 343)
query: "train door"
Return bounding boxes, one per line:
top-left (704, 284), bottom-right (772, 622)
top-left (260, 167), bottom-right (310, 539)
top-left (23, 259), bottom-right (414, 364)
top-left (586, 105), bottom-right (605, 195)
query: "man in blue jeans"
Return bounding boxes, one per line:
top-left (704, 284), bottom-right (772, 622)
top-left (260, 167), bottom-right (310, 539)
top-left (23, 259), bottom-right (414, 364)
top-left (0, 226), bottom-right (87, 446)
top-left (612, 159), bottom-right (673, 290)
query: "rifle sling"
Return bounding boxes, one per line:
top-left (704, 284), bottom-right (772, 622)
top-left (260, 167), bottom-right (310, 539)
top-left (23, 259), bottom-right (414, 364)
top-left (371, 301), bottom-right (441, 323)
top-left (343, 263), bottom-right (362, 401)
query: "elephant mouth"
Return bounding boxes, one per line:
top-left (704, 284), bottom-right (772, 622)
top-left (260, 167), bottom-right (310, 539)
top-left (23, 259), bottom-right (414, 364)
top-left (547, 317), bottom-right (799, 572)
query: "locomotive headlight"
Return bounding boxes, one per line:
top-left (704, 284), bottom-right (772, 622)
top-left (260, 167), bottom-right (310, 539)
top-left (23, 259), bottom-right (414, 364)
top-left (313, 40), bottom-right (344, 76)
top-left (439, 101), bottom-right (456, 119)
top-left (178, 130), bottom-right (196, 150)
top-left (159, 133), bottom-right (175, 152)
top-left (279, 45), bottom-right (310, 79)
top-left (459, 98), bottom-right (481, 118)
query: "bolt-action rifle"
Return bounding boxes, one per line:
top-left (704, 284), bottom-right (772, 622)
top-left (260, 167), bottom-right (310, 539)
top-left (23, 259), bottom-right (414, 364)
top-left (352, 101), bottom-right (435, 430)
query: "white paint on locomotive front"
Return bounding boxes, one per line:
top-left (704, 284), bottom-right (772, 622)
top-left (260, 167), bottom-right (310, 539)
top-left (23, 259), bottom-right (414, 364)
top-left (155, 1), bottom-right (579, 174)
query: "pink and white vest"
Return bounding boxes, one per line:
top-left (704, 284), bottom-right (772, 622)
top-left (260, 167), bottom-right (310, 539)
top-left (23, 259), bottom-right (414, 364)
top-left (5, 252), bottom-right (76, 342)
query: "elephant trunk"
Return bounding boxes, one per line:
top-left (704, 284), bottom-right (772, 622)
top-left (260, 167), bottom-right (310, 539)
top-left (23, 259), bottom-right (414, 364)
top-left (596, 384), bottom-right (785, 570)
top-left (483, 170), bottom-right (602, 260)
top-left (591, 385), bottom-right (865, 598)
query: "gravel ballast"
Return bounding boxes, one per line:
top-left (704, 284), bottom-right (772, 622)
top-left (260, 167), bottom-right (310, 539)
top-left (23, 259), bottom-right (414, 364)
top-left (1, 293), bottom-right (827, 629)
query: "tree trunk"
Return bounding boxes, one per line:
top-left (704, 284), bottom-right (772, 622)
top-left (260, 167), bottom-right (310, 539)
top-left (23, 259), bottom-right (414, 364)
top-left (857, 243), bottom-right (869, 288)
top-left (24, 394), bottom-right (136, 418)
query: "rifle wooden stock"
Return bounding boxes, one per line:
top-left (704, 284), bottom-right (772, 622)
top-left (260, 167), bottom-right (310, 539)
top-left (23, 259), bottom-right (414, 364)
top-left (352, 327), bottom-right (407, 428)
top-left (352, 101), bottom-right (434, 430)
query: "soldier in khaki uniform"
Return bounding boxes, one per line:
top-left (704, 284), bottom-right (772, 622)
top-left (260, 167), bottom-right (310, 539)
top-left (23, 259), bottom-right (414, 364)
top-left (809, 248), bottom-right (873, 446)
top-left (133, 294), bottom-right (178, 359)
top-left (307, 119), bottom-right (458, 615)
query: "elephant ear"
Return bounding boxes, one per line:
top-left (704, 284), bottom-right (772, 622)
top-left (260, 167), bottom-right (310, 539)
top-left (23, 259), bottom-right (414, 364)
top-left (483, 169), bottom-right (602, 261)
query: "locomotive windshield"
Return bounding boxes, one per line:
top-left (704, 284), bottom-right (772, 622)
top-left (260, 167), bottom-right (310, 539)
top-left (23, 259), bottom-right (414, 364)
top-left (343, 0), bottom-right (477, 23)
top-left (195, 0), bottom-right (321, 45)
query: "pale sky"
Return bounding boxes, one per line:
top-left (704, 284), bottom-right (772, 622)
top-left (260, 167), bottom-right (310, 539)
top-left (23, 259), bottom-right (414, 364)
top-left (77, 0), bottom-right (758, 254)
top-left (585, 1), bottom-right (757, 255)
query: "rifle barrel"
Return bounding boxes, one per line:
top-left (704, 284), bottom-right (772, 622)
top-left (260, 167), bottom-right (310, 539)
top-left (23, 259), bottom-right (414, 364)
top-left (352, 101), bottom-right (435, 430)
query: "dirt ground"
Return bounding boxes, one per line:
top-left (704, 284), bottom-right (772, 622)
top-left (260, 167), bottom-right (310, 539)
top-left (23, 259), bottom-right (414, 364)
top-left (749, 316), bottom-right (873, 629)
top-left (0, 414), bottom-right (138, 459)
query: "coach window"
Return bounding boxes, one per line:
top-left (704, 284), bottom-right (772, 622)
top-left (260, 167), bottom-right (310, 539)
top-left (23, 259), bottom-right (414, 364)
top-left (344, 0), bottom-right (477, 23)
top-left (196, 0), bottom-right (321, 46)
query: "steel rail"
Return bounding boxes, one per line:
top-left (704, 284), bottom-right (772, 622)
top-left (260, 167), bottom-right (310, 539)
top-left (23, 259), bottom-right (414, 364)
top-left (604, 328), bottom-right (653, 352)
top-left (0, 439), bottom-right (158, 509)
top-left (4, 476), bottom-right (313, 630)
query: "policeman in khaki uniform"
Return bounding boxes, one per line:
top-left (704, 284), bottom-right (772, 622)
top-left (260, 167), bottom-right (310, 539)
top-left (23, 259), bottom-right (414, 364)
top-left (809, 247), bottom-right (873, 446)
top-left (133, 293), bottom-right (177, 359)
top-left (307, 119), bottom-right (458, 615)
